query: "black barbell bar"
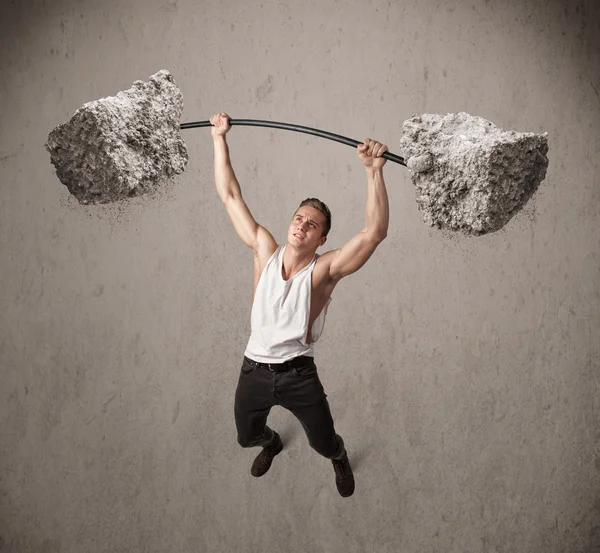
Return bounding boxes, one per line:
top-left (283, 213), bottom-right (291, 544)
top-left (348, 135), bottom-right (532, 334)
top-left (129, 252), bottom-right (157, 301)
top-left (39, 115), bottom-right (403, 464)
top-left (180, 119), bottom-right (406, 166)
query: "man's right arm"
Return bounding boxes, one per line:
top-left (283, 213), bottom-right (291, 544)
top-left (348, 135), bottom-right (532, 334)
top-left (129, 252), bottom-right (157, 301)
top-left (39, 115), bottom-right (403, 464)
top-left (211, 113), bottom-right (277, 255)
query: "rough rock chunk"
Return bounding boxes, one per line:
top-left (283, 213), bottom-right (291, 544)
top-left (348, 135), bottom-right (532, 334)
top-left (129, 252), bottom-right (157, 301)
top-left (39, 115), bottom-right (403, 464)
top-left (399, 112), bottom-right (548, 235)
top-left (46, 69), bottom-right (188, 204)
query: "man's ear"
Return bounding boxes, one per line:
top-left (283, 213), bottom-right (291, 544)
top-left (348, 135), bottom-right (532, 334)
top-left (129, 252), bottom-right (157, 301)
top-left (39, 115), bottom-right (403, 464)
top-left (319, 235), bottom-right (327, 247)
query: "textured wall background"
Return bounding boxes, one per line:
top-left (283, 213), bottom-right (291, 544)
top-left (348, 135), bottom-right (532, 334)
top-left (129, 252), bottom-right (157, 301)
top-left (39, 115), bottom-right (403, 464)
top-left (1, 0), bottom-right (599, 552)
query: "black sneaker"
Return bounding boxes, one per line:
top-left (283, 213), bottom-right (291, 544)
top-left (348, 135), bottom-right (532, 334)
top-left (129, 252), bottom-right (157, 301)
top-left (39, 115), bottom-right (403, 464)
top-left (251, 433), bottom-right (283, 477)
top-left (332, 455), bottom-right (355, 497)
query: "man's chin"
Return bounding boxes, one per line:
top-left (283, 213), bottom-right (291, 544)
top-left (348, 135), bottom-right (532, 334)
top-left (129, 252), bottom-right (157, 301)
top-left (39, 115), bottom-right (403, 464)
top-left (289, 236), bottom-right (311, 248)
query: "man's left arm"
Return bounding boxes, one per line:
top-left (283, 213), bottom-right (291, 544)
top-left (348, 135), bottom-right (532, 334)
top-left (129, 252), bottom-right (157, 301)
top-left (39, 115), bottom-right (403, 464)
top-left (327, 139), bottom-right (389, 281)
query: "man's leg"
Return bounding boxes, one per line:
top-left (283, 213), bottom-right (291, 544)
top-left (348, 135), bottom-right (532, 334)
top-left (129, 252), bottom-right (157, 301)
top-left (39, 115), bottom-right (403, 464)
top-left (234, 357), bottom-right (283, 476)
top-left (279, 357), bottom-right (355, 497)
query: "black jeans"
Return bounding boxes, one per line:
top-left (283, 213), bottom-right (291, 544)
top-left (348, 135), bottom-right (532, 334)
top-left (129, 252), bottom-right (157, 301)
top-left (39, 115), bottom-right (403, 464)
top-left (234, 355), bottom-right (346, 460)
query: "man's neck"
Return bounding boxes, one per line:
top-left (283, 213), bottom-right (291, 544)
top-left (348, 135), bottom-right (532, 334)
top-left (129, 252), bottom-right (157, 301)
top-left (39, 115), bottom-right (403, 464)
top-left (282, 244), bottom-right (316, 280)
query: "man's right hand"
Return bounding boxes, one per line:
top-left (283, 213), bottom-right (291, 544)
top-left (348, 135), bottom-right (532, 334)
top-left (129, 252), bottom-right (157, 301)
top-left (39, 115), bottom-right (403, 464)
top-left (210, 112), bottom-right (231, 137)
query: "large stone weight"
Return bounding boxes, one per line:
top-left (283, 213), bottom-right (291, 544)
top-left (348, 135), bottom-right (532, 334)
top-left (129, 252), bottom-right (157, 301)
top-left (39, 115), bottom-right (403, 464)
top-left (46, 70), bottom-right (188, 204)
top-left (399, 112), bottom-right (549, 235)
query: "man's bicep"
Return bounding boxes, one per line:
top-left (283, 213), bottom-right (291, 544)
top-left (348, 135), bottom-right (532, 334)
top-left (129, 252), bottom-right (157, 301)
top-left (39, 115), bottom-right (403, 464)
top-left (255, 225), bottom-right (278, 259)
top-left (327, 231), bottom-right (384, 281)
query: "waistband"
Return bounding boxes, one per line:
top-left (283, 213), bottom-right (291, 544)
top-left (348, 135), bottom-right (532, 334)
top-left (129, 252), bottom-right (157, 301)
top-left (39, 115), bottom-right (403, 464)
top-left (243, 355), bottom-right (313, 373)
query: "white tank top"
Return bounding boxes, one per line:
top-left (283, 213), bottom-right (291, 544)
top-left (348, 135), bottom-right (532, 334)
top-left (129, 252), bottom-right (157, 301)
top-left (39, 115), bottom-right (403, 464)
top-left (244, 244), bottom-right (332, 362)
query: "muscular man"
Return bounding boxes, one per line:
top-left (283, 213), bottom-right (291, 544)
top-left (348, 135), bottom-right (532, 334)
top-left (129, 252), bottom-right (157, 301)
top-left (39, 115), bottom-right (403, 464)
top-left (211, 112), bottom-right (389, 498)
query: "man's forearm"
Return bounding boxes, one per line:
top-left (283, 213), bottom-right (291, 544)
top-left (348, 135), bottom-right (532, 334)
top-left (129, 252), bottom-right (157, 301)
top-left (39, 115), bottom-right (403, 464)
top-left (213, 135), bottom-right (242, 202)
top-left (364, 167), bottom-right (389, 239)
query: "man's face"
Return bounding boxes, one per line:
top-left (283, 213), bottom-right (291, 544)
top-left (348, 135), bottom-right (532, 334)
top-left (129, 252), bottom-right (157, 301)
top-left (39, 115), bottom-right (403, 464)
top-left (288, 206), bottom-right (327, 251)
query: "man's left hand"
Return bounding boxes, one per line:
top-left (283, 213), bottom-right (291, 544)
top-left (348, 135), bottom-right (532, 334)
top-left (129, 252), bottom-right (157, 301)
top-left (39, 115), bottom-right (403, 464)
top-left (357, 138), bottom-right (388, 169)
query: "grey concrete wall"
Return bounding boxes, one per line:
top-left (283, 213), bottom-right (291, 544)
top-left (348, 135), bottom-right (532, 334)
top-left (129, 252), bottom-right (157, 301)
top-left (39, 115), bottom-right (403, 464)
top-left (1, 0), bottom-right (598, 551)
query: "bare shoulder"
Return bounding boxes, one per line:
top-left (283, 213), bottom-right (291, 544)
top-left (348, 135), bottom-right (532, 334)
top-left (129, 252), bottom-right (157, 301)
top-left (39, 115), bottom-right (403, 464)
top-left (253, 231), bottom-right (279, 284)
top-left (316, 249), bottom-right (336, 269)
top-left (255, 226), bottom-right (278, 265)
